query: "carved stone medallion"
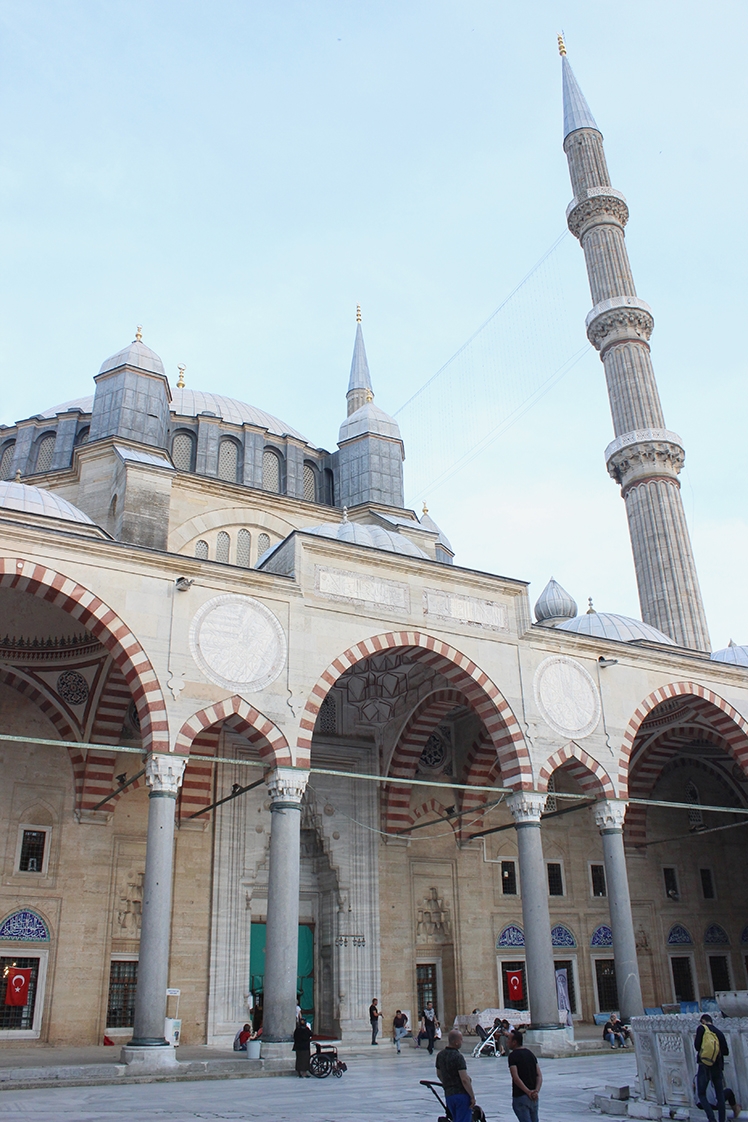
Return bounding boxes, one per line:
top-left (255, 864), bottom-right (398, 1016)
top-left (189, 595), bottom-right (287, 693)
top-left (533, 655), bottom-right (601, 740)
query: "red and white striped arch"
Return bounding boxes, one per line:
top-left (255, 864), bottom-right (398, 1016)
top-left (174, 695), bottom-right (291, 765)
top-left (537, 745), bottom-right (616, 800)
top-left (0, 559), bottom-right (169, 753)
top-left (460, 732), bottom-right (503, 837)
top-left (298, 631), bottom-right (529, 782)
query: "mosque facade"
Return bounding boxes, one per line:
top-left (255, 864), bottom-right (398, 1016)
top-left (0, 50), bottom-right (747, 1064)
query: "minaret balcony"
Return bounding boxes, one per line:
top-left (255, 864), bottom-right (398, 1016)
top-left (566, 186), bottom-right (629, 238)
top-left (585, 295), bottom-right (654, 352)
top-left (604, 428), bottom-right (685, 491)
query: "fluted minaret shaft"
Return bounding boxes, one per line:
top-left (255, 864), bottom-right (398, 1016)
top-left (562, 53), bottom-right (710, 651)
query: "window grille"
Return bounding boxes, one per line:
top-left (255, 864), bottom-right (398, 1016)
top-left (670, 956), bottom-right (695, 1002)
top-left (700, 868), bottom-right (715, 900)
top-left (416, 963), bottom-right (437, 1015)
top-left (595, 959), bottom-right (619, 1012)
top-left (318, 695), bottom-right (336, 735)
top-left (501, 961), bottom-right (527, 1010)
top-left (262, 450), bottom-right (281, 492)
top-left (107, 960), bottom-right (138, 1028)
top-left (218, 439), bottom-right (239, 482)
top-left (591, 864), bottom-right (607, 897)
top-left (0, 442), bottom-right (15, 479)
top-left (216, 531), bottom-right (230, 564)
top-left (501, 860), bottom-right (517, 895)
top-left (74, 427), bottom-right (89, 446)
top-left (237, 529), bottom-right (251, 568)
top-left (171, 432), bottom-right (195, 471)
top-left (708, 955), bottom-right (730, 993)
top-left (686, 781), bottom-right (703, 827)
top-left (0, 957), bottom-right (39, 1029)
top-left (545, 774), bottom-right (557, 813)
top-left (195, 539), bottom-right (209, 560)
top-left (663, 866), bottom-right (679, 899)
top-left (303, 463), bottom-right (316, 502)
top-left (19, 831), bottom-right (46, 873)
top-left (35, 435), bottom-right (55, 473)
top-left (257, 533), bottom-right (270, 557)
top-left (547, 862), bottom-right (564, 896)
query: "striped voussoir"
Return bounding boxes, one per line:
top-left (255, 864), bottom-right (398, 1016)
top-left (179, 727), bottom-right (220, 818)
top-left (410, 797), bottom-right (458, 838)
top-left (298, 631), bottom-right (530, 784)
top-left (81, 661), bottom-right (141, 811)
top-left (174, 695), bottom-right (292, 767)
top-left (0, 559), bottom-right (169, 753)
top-left (537, 745), bottom-right (616, 800)
top-left (460, 732), bottom-right (503, 838)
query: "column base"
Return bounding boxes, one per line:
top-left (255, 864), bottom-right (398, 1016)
top-left (120, 1044), bottom-right (179, 1071)
top-left (259, 1040), bottom-right (295, 1072)
top-left (524, 1025), bottom-right (573, 1054)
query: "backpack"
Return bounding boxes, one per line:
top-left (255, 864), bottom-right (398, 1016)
top-left (699, 1025), bottom-right (720, 1067)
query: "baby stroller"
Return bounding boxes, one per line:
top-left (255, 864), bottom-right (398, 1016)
top-left (420, 1081), bottom-right (487, 1122)
top-left (472, 1022), bottom-right (501, 1057)
top-left (309, 1040), bottom-right (347, 1078)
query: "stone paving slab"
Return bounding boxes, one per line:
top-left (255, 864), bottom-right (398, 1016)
top-left (0, 1045), bottom-right (637, 1120)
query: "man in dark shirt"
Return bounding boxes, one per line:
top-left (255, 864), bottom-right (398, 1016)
top-left (695, 1014), bottom-right (729, 1122)
top-left (435, 1029), bottom-right (475, 1122)
top-left (507, 1029), bottom-right (542, 1122)
top-left (421, 1000), bottom-right (438, 1054)
top-left (369, 998), bottom-right (383, 1044)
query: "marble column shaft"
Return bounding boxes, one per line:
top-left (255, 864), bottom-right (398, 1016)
top-left (594, 800), bottom-right (644, 1022)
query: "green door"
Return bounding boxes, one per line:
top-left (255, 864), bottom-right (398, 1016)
top-left (249, 923), bottom-right (314, 1028)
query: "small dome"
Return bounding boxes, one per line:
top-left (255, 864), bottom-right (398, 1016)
top-left (0, 481), bottom-right (94, 524)
top-left (556, 611), bottom-right (676, 645)
top-left (420, 508), bottom-right (453, 554)
top-left (711, 641), bottom-right (748, 668)
top-left (338, 402), bottom-right (402, 444)
top-left (534, 578), bottom-right (577, 624)
top-left (99, 339), bottom-right (165, 377)
top-left (300, 518), bottom-right (428, 558)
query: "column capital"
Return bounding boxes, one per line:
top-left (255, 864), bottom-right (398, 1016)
top-left (594, 799), bottom-right (628, 832)
top-left (145, 753), bottom-right (187, 796)
top-left (266, 767), bottom-right (309, 807)
top-left (507, 791), bottom-right (547, 825)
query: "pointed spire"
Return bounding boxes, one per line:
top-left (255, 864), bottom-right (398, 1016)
top-left (346, 307), bottom-right (373, 416)
top-left (561, 49), bottom-right (599, 139)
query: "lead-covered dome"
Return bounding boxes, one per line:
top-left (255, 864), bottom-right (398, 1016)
top-left (99, 339), bottom-right (165, 377)
top-left (338, 402), bottom-right (402, 444)
top-left (556, 611), bottom-right (676, 645)
top-left (300, 518), bottom-right (428, 558)
top-left (0, 481), bottom-right (94, 524)
top-left (711, 641), bottom-right (748, 668)
top-left (534, 578), bottom-right (577, 624)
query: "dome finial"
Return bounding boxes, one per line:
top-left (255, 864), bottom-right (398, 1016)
top-left (365, 388), bottom-right (373, 403)
top-left (14, 469), bottom-right (22, 483)
top-left (587, 596), bottom-right (596, 614)
top-left (135, 325), bottom-right (143, 342)
top-left (356, 304), bottom-right (362, 323)
top-left (176, 364), bottom-right (186, 389)
top-left (557, 32), bottom-right (566, 56)
top-left (341, 506), bottom-right (349, 523)
top-left (422, 501), bottom-right (429, 515)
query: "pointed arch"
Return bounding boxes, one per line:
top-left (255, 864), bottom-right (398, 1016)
top-left (299, 630), bottom-right (529, 784)
top-left (538, 745), bottom-right (616, 799)
top-left (460, 731), bottom-right (503, 836)
top-left (174, 695), bottom-right (291, 764)
top-left (410, 797), bottom-right (458, 837)
top-left (0, 558), bottom-right (169, 752)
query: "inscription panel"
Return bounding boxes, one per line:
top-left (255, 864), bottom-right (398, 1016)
top-left (315, 566), bottom-right (410, 612)
top-left (423, 589), bottom-right (509, 632)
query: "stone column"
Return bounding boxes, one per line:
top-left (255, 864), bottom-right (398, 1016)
top-left (508, 792), bottom-right (561, 1032)
top-left (261, 767), bottom-right (309, 1060)
top-left (594, 800), bottom-right (644, 1022)
top-left (122, 753), bottom-right (186, 1069)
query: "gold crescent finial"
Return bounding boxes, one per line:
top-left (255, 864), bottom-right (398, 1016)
top-left (177, 364), bottom-right (186, 389)
top-left (135, 325), bottom-right (143, 342)
top-left (356, 304), bottom-right (362, 323)
top-left (365, 388), bottom-right (373, 403)
top-left (557, 33), bottom-right (567, 56)
top-left (422, 501), bottom-right (429, 515)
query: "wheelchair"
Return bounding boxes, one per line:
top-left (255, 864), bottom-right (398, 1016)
top-left (309, 1040), bottom-right (347, 1078)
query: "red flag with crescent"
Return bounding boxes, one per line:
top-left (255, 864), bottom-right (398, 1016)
top-left (5, 968), bottom-right (31, 1006)
top-left (506, 970), bottom-right (524, 1001)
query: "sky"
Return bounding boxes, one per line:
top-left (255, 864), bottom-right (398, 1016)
top-left (0, 0), bottom-right (746, 649)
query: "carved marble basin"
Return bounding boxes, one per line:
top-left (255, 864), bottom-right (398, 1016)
top-left (716, 991), bottom-right (748, 1017)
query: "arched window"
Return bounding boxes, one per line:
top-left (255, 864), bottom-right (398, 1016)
top-left (318, 694), bottom-right (337, 734)
top-left (262, 449), bottom-right (281, 493)
top-left (34, 434), bottom-right (56, 474)
top-left (257, 532), bottom-right (271, 558)
top-left (545, 774), bottom-right (557, 813)
top-left (237, 529), bottom-right (251, 568)
top-left (0, 441), bottom-right (15, 480)
top-left (218, 439), bottom-right (240, 483)
top-left (74, 427), bottom-right (90, 446)
top-left (195, 539), bottom-right (209, 560)
top-left (686, 781), bottom-right (703, 828)
top-left (216, 531), bottom-right (230, 564)
top-left (171, 431), bottom-right (196, 471)
top-left (303, 462), bottom-right (317, 502)
top-left (323, 468), bottom-right (335, 506)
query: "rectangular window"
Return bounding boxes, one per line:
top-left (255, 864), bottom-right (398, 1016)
top-left (708, 956), bottom-right (730, 994)
top-left (547, 862), bottom-right (564, 896)
top-left (18, 830), bottom-right (46, 873)
top-left (554, 959), bottom-right (577, 1014)
top-left (501, 861), bottom-right (517, 895)
top-left (594, 958), bottom-right (619, 1012)
top-left (670, 956), bottom-right (695, 1003)
top-left (0, 957), bottom-right (39, 1030)
top-left (501, 960), bottom-right (528, 1011)
top-left (416, 963), bottom-right (438, 1018)
top-left (663, 867), bottom-right (679, 899)
top-left (700, 868), bottom-right (715, 900)
top-left (590, 864), bottom-right (607, 897)
top-left (107, 960), bottom-right (138, 1028)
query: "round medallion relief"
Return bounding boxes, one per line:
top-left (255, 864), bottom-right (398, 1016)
top-left (189, 594), bottom-right (287, 693)
top-left (533, 655), bottom-right (601, 740)
top-left (57, 670), bottom-right (89, 706)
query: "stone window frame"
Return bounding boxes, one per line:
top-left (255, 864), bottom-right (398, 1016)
top-left (499, 858), bottom-right (519, 897)
top-left (105, 953), bottom-right (139, 1036)
top-left (667, 951), bottom-right (699, 1005)
top-left (706, 951), bottom-right (732, 995)
top-left (545, 858), bottom-right (566, 898)
top-left (662, 865), bottom-right (680, 901)
top-left (33, 432), bottom-right (57, 474)
top-left (0, 946), bottom-right (49, 1039)
top-left (171, 429), bottom-right (197, 472)
top-left (218, 437), bottom-right (242, 484)
top-left (14, 824), bottom-right (52, 878)
top-left (553, 955), bottom-right (581, 1018)
top-left (699, 866), bottom-right (717, 901)
top-left (589, 861), bottom-right (607, 898)
top-left (0, 440), bottom-right (16, 479)
top-left (262, 447), bottom-right (284, 494)
top-left (589, 952), bottom-right (620, 1015)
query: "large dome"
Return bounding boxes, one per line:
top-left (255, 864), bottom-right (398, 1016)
top-left (42, 388), bottom-right (307, 442)
top-left (299, 519), bottom-right (428, 558)
top-left (0, 481), bottom-right (94, 525)
top-left (556, 611), bottom-right (676, 645)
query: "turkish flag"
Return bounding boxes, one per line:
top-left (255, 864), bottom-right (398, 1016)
top-left (506, 970), bottom-right (524, 1001)
top-left (5, 968), bottom-right (31, 1006)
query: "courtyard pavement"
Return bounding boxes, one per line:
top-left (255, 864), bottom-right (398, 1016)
top-left (0, 1043), bottom-right (636, 1121)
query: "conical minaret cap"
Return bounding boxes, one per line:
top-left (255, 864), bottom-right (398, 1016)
top-left (562, 54), bottom-right (599, 139)
top-left (346, 312), bottom-right (373, 415)
top-left (534, 578), bottom-right (578, 624)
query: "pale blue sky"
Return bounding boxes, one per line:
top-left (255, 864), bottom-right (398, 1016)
top-left (1, 1), bottom-right (746, 648)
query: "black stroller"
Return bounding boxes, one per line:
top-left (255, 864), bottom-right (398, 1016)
top-left (309, 1040), bottom-right (347, 1078)
top-left (420, 1080), bottom-right (487, 1122)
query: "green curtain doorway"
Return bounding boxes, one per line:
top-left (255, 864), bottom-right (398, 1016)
top-left (249, 923), bottom-right (314, 1030)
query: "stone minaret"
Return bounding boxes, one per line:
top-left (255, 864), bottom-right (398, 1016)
top-left (560, 39), bottom-right (710, 651)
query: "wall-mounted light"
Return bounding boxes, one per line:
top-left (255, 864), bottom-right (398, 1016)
top-left (175, 577), bottom-right (194, 592)
top-left (598, 656), bottom-right (618, 668)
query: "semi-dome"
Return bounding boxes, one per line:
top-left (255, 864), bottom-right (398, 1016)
top-left (534, 578), bottom-right (577, 624)
top-left (338, 402), bottom-right (402, 444)
top-left (99, 339), bottom-right (165, 377)
top-left (711, 641), bottom-right (748, 668)
top-left (556, 611), bottom-right (676, 645)
top-left (299, 518), bottom-right (428, 558)
top-left (0, 480), bottom-right (94, 524)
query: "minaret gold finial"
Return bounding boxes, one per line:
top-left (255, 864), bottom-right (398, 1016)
top-left (135, 325), bottom-right (143, 342)
top-left (356, 304), bottom-right (362, 323)
top-left (422, 501), bottom-right (429, 515)
top-left (14, 469), bottom-right (21, 483)
top-left (557, 33), bottom-right (566, 56)
top-left (365, 388), bottom-right (373, 403)
top-left (177, 364), bottom-right (186, 389)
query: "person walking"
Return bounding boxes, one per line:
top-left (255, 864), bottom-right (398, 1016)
top-left (393, 1009), bottom-right (408, 1054)
top-left (507, 1029), bottom-right (542, 1122)
top-left (292, 1015), bottom-right (312, 1078)
top-left (435, 1029), bottom-right (475, 1122)
top-left (695, 1013), bottom-right (729, 1122)
top-left (369, 998), bottom-right (383, 1045)
top-left (421, 1000), bottom-right (438, 1054)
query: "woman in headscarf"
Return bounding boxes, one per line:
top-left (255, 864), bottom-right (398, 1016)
top-left (293, 1014), bottom-right (313, 1077)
